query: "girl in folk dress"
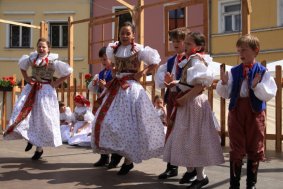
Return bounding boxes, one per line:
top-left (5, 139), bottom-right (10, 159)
top-left (59, 101), bottom-right (72, 143)
top-left (91, 21), bottom-right (165, 175)
top-left (163, 32), bottom-right (224, 189)
top-left (4, 38), bottom-right (72, 160)
top-left (68, 95), bottom-right (94, 147)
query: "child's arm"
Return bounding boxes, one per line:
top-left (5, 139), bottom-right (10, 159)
top-left (51, 75), bottom-right (70, 88)
top-left (176, 84), bottom-right (205, 106)
top-left (21, 69), bottom-right (32, 83)
top-left (252, 71), bottom-right (277, 101)
top-left (76, 122), bottom-right (91, 133)
top-left (216, 66), bottom-right (232, 99)
top-left (164, 72), bottom-right (179, 88)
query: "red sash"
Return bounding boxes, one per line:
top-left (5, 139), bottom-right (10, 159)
top-left (166, 90), bottom-right (189, 140)
top-left (3, 81), bottom-right (50, 136)
top-left (93, 75), bottom-right (135, 147)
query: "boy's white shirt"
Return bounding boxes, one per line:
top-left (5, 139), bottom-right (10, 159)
top-left (216, 70), bottom-right (277, 101)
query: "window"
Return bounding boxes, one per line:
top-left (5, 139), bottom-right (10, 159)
top-left (169, 8), bottom-right (185, 30)
top-left (49, 22), bottom-right (68, 48)
top-left (220, 1), bottom-right (241, 32)
top-left (278, 0), bottom-right (283, 25)
top-left (115, 8), bottom-right (132, 33)
top-left (9, 22), bottom-right (31, 48)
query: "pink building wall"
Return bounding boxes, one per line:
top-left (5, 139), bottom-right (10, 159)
top-left (91, 0), bottom-right (205, 74)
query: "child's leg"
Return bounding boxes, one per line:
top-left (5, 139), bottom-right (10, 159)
top-left (158, 162), bottom-right (178, 179)
top-left (179, 167), bottom-right (196, 184)
top-left (187, 167), bottom-right (209, 189)
top-left (246, 110), bottom-right (265, 188)
top-left (228, 104), bottom-right (247, 189)
top-left (117, 158), bottom-right (134, 175)
top-left (93, 154), bottom-right (109, 167)
top-left (31, 147), bottom-right (43, 160)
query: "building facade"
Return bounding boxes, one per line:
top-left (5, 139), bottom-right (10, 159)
top-left (210, 0), bottom-right (283, 65)
top-left (0, 0), bottom-right (90, 80)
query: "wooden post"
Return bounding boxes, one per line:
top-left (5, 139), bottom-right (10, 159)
top-left (1, 91), bottom-right (7, 131)
top-left (275, 65), bottom-right (282, 152)
top-left (220, 65), bottom-right (226, 146)
top-left (68, 16), bottom-right (74, 110)
top-left (79, 73), bottom-right (83, 95)
top-left (40, 21), bottom-right (48, 39)
top-left (242, 0), bottom-right (252, 35)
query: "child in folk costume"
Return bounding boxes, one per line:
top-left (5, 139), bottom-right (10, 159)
top-left (3, 38), bottom-right (72, 160)
top-left (163, 32), bottom-right (224, 189)
top-left (88, 46), bottom-right (122, 168)
top-left (153, 95), bottom-right (167, 127)
top-left (155, 27), bottom-right (189, 181)
top-left (68, 95), bottom-right (94, 147)
top-left (91, 21), bottom-right (165, 175)
top-left (216, 34), bottom-right (277, 189)
top-left (59, 101), bottom-right (72, 143)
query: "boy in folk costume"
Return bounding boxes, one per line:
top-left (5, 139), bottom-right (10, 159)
top-left (88, 46), bottom-right (122, 168)
top-left (216, 34), bottom-right (277, 189)
top-left (155, 27), bottom-right (192, 181)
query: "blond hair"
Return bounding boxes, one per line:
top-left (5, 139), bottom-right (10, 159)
top-left (236, 34), bottom-right (260, 51)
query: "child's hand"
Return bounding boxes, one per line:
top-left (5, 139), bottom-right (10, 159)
top-left (98, 79), bottom-right (106, 87)
top-left (220, 67), bottom-right (229, 85)
top-left (76, 128), bottom-right (82, 133)
top-left (25, 76), bottom-right (33, 83)
top-left (92, 79), bottom-right (98, 86)
top-left (164, 72), bottom-right (175, 87)
top-left (252, 72), bottom-right (261, 88)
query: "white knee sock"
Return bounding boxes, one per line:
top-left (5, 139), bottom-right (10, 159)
top-left (196, 167), bottom-right (206, 180)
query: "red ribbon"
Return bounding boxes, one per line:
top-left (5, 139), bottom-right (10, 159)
top-left (242, 63), bottom-right (254, 78)
top-left (93, 75), bottom-right (135, 147)
top-left (3, 81), bottom-right (50, 136)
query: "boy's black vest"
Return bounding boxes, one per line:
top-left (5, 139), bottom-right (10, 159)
top-left (164, 55), bottom-right (185, 103)
top-left (229, 62), bottom-right (266, 112)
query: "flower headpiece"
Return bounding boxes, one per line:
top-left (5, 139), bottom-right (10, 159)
top-left (74, 95), bottom-right (90, 107)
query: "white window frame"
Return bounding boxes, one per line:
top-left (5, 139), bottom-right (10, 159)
top-left (48, 20), bottom-right (68, 48)
top-left (218, 0), bottom-right (241, 33)
top-left (277, 0), bottom-right (283, 26)
top-left (5, 20), bottom-right (33, 48)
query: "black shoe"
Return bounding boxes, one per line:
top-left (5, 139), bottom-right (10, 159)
top-left (187, 176), bottom-right (209, 189)
top-left (31, 150), bottom-right (43, 160)
top-left (179, 169), bottom-right (197, 184)
top-left (117, 163), bottom-right (134, 175)
top-left (25, 142), bottom-right (33, 152)
top-left (108, 153), bottom-right (122, 169)
top-left (93, 154), bottom-right (109, 167)
top-left (158, 164), bottom-right (178, 179)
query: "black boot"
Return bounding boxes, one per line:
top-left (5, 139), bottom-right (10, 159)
top-left (117, 163), bottom-right (134, 175)
top-left (93, 154), bottom-right (109, 167)
top-left (229, 161), bottom-right (242, 189)
top-left (31, 150), bottom-right (43, 160)
top-left (25, 142), bottom-right (33, 152)
top-left (246, 160), bottom-right (259, 189)
top-left (158, 163), bottom-right (178, 179)
top-left (108, 153), bottom-right (122, 169)
top-left (179, 169), bottom-right (197, 184)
